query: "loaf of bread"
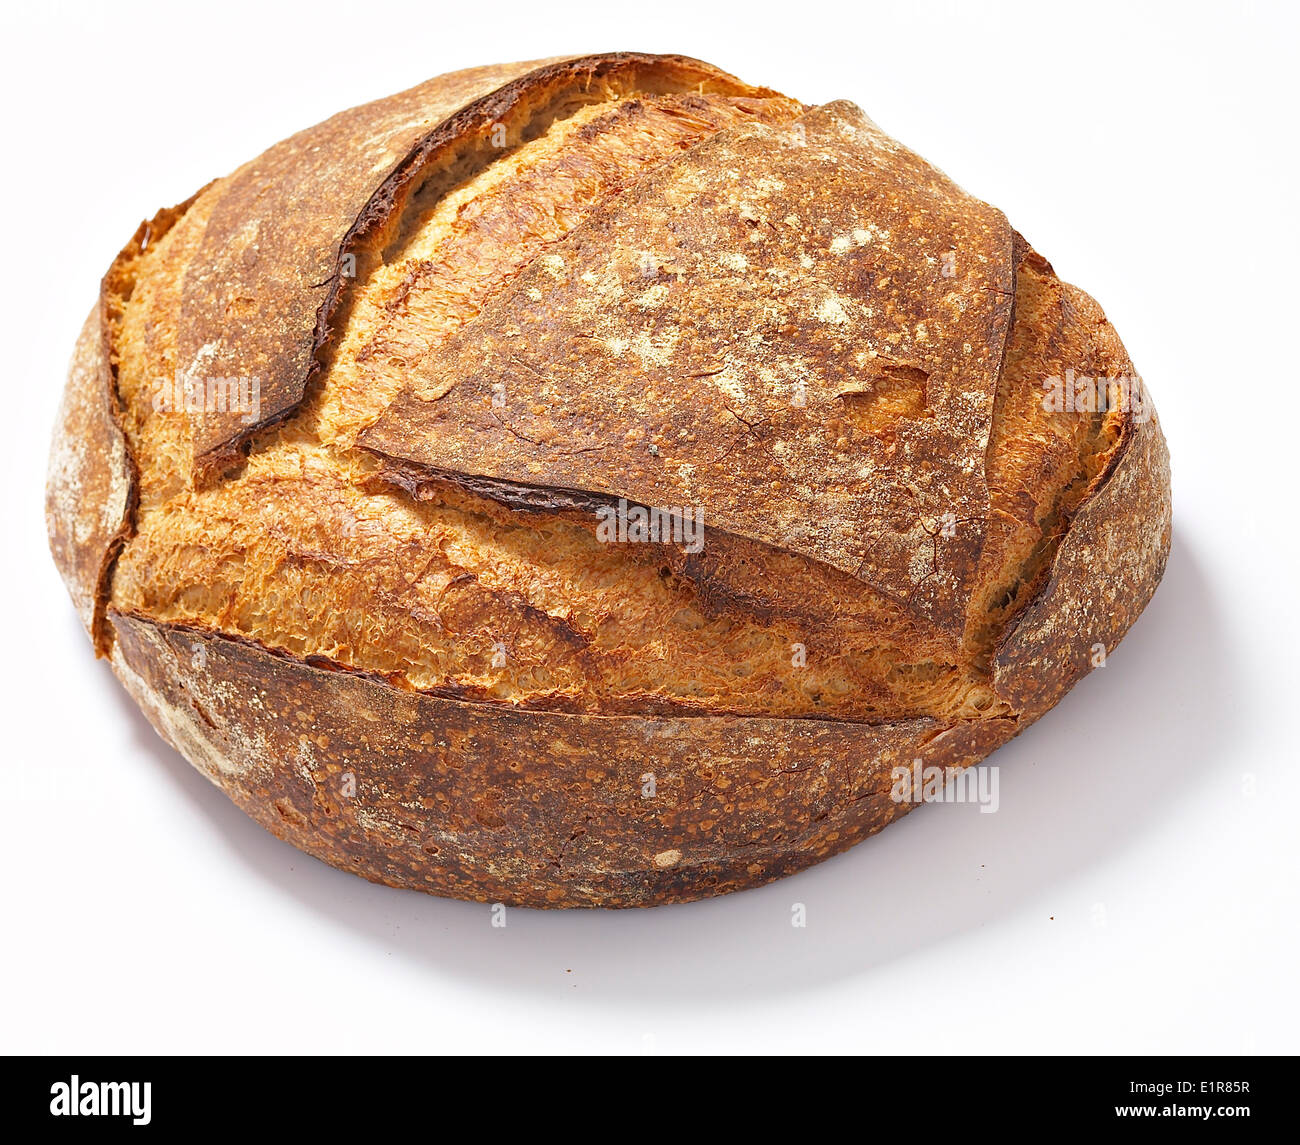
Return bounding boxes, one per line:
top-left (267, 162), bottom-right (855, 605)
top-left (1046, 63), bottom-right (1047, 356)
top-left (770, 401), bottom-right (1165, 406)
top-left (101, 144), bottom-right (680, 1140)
top-left (46, 52), bottom-right (1171, 907)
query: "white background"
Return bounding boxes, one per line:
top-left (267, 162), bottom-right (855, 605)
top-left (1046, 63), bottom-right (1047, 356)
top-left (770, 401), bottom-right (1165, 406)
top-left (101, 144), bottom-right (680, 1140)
top-left (3, 0), bottom-right (1297, 1055)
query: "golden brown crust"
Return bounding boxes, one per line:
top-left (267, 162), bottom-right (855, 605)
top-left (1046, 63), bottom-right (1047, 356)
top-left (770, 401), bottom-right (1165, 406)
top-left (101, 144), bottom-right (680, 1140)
top-left (46, 52), bottom-right (1172, 907)
top-left (993, 400), bottom-right (1172, 718)
top-left (177, 53), bottom-right (772, 478)
top-left (47, 193), bottom-right (201, 653)
top-left (46, 309), bottom-right (129, 650)
top-left (362, 101), bottom-right (1016, 640)
top-left (108, 610), bottom-right (1017, 907)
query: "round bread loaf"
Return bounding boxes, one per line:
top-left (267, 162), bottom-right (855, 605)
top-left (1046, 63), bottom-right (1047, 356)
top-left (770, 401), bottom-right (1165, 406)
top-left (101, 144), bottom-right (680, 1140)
top-left (46, 53), bottom-right (1171, 907)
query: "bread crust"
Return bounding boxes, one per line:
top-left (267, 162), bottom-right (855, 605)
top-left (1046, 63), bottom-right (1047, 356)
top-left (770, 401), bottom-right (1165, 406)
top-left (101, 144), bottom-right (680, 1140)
top-left (107, 609), bottom-right (1018, 906)
top-left (46, 193), bottom-right (201, 652)
top-left (47, 53), bottom-right (1172, 907)
top-left (175, 53), bottom-right (771, 478)
top-left (993, 392), bottom-right (1172, 718)
top-left (361, 101), bottom-right (1016, 640)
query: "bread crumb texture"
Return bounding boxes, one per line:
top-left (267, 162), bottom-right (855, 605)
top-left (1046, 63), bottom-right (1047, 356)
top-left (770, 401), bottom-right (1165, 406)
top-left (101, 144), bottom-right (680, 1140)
top-left (109, 79), bottom-right (1133, 727)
